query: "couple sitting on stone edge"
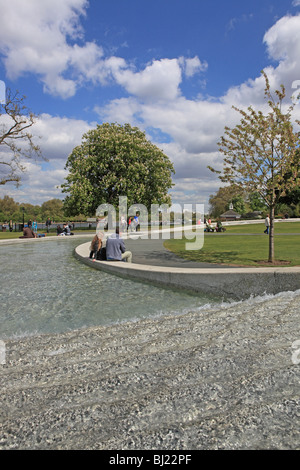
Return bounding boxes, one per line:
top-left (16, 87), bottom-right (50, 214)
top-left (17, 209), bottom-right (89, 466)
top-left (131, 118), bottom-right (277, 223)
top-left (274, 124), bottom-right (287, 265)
top-left (89, 227), bottom-right (132, 263)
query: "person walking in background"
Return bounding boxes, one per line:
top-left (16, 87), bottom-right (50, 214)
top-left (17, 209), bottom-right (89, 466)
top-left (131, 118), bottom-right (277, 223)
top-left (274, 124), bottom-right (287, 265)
top-left (45, 217), bottom-right (51, 233)
top-left (133, 213), bottom-right (140, 232)
top-left (264, 215), bottom-right (270, 234)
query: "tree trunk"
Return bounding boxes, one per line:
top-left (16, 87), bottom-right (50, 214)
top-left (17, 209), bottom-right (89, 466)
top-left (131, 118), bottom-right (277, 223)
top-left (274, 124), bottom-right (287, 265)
top-left (268, 205), bottom-right (275, 263)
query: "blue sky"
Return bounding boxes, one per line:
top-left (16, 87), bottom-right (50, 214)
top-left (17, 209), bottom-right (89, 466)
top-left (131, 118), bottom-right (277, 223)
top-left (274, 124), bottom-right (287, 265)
top-left (1, 0), bottom-right (300, 210)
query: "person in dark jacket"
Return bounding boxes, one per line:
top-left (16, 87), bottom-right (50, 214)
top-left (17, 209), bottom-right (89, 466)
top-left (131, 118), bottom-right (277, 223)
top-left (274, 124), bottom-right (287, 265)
top-left (45, 218), bottom-right (51, 233)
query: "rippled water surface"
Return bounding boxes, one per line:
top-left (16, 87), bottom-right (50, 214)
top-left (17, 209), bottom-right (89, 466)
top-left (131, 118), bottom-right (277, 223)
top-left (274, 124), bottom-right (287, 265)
top-left (0, 238), bottom-right (221, 339)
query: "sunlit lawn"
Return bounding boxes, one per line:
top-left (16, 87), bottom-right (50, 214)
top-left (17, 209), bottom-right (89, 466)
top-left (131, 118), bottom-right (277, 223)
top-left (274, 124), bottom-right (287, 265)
top-left (226, 221), bottom-right (300, 234)
top-left (164, 222), bottom-right (300, 266)
top-left (0, 230), bottom-right (94, 240)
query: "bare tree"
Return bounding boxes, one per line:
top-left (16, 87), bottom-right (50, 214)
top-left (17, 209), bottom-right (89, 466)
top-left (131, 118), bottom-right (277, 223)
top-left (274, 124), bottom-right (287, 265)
top-left (0, 88), bottom-right (43, 185)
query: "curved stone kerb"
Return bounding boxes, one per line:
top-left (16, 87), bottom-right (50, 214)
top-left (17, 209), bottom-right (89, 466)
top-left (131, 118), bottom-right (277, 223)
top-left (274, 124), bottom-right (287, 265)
top-left (74, 242), bottom-right (300, 301)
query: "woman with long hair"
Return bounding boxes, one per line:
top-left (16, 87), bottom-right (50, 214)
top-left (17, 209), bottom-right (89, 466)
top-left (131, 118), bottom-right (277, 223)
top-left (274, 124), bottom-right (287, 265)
top-left (89, 232), bottom-right (104, 260)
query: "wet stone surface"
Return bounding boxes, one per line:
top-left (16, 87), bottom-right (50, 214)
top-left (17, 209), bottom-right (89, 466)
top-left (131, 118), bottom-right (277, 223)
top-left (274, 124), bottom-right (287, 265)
top-left (1, 290), bottom-right (300, 450)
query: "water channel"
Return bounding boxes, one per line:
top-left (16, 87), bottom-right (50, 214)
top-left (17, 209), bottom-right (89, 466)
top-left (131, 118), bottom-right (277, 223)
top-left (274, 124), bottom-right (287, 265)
top-left (1, 236), bottom-right (300, 449)
top-left (0, 237), bottom-right (220, 339)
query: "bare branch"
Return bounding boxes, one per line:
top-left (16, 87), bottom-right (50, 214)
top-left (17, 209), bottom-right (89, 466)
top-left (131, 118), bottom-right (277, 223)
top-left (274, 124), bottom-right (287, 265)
top-left (0, 88), bottom-right (45, 186)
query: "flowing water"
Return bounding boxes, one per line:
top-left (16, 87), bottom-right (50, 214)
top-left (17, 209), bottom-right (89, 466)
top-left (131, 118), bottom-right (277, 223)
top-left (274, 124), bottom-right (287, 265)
top-left (1, 237), bottom-right (300, 449)
top-left (0, 237), bottom-right (220, 339)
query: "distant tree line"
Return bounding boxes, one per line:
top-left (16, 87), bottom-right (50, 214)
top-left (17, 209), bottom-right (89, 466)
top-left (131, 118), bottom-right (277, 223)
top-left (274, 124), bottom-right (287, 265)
top-left (0, 196), bottom-right (86, 223)
top-left (209, 183), bottom-right (300, 219)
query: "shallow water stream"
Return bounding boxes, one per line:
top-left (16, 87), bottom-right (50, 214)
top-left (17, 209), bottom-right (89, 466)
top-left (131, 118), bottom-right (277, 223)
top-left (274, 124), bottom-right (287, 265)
top-left (0, 237), bottom-right (219, 339)
top-left (1, 237), bottom-right (300, 450)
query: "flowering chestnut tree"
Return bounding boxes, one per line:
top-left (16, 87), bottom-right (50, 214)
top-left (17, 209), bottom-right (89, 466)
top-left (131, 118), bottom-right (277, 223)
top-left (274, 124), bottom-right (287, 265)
top-left (209, 71), bottom-right (300, 263)
top-left (62, 123), bottom-right (175, 216)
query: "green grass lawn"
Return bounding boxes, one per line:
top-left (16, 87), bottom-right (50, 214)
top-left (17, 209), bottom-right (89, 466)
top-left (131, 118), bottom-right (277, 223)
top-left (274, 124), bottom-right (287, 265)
top-left (164, 222), bottom-right (300, 267)
top-left (0, 229), bottom-right (94, 240)
top-left (225, 220), bottom-right (300, 234)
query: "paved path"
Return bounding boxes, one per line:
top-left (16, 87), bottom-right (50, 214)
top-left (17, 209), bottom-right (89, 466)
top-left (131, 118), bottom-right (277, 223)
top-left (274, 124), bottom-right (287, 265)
top-left (124, 236), bottom-right (224, 268)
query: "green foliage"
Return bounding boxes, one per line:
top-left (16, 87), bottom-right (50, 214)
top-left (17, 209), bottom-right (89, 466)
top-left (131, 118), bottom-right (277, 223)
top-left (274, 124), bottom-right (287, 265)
top-left (209, 184), bottom-right (244, 217)
top-left (61, 123), bottom-right (175, 217)
top-left (0, 196), bottom-right (64, 222)
top-left (40, 199), bottom-right (64, 221)
top-left (230, 194), bottom-right (246, 214)
top-left (248, 192), bottom-right (267, 212)
top-left (209, 71), bottom-right (300, 262)
top-left (277, 149), bottom-right (300, 207)
top-left (0, 195), bottom-right (18, 215)
top-left (211, 73), bottom-right (300, 207)
top-left (293, 203), bottom-right (300, 218)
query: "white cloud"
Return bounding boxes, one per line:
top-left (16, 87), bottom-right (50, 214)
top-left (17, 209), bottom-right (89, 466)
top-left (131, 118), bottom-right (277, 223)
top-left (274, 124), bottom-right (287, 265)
top-left (2, 5), bottom-right (300, 207)
top-left (94, 13), bottom-right (300, 207)
top-left (94, 97), bottom-right (141, 125)
top-left (98, 95), bottom-right (238, 159)
top-left (219, 14), bottom-right (300, 110)
top-left (112, 58), bottom-right (183, 101)
top-left (0, 1), bottom-right (207, 102)
top-left (0, 0), bottom-right (106, 98)
top-left (32, 113), bottom-right (92, 159)
top-left (109, 56), bottom-right (207, 102)
top-left (169, 177), bottom-right (222, 207)
top-left (0, 112), bottom-right (93, 204)
top-left (0, 158), bottom-right (68, 205)
top-left (180, 56), bottom-right (208, 78)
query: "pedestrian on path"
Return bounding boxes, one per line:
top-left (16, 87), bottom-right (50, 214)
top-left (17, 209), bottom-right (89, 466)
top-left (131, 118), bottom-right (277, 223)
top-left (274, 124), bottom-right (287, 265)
top-left (264, 215), bottom-right (270, 234)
